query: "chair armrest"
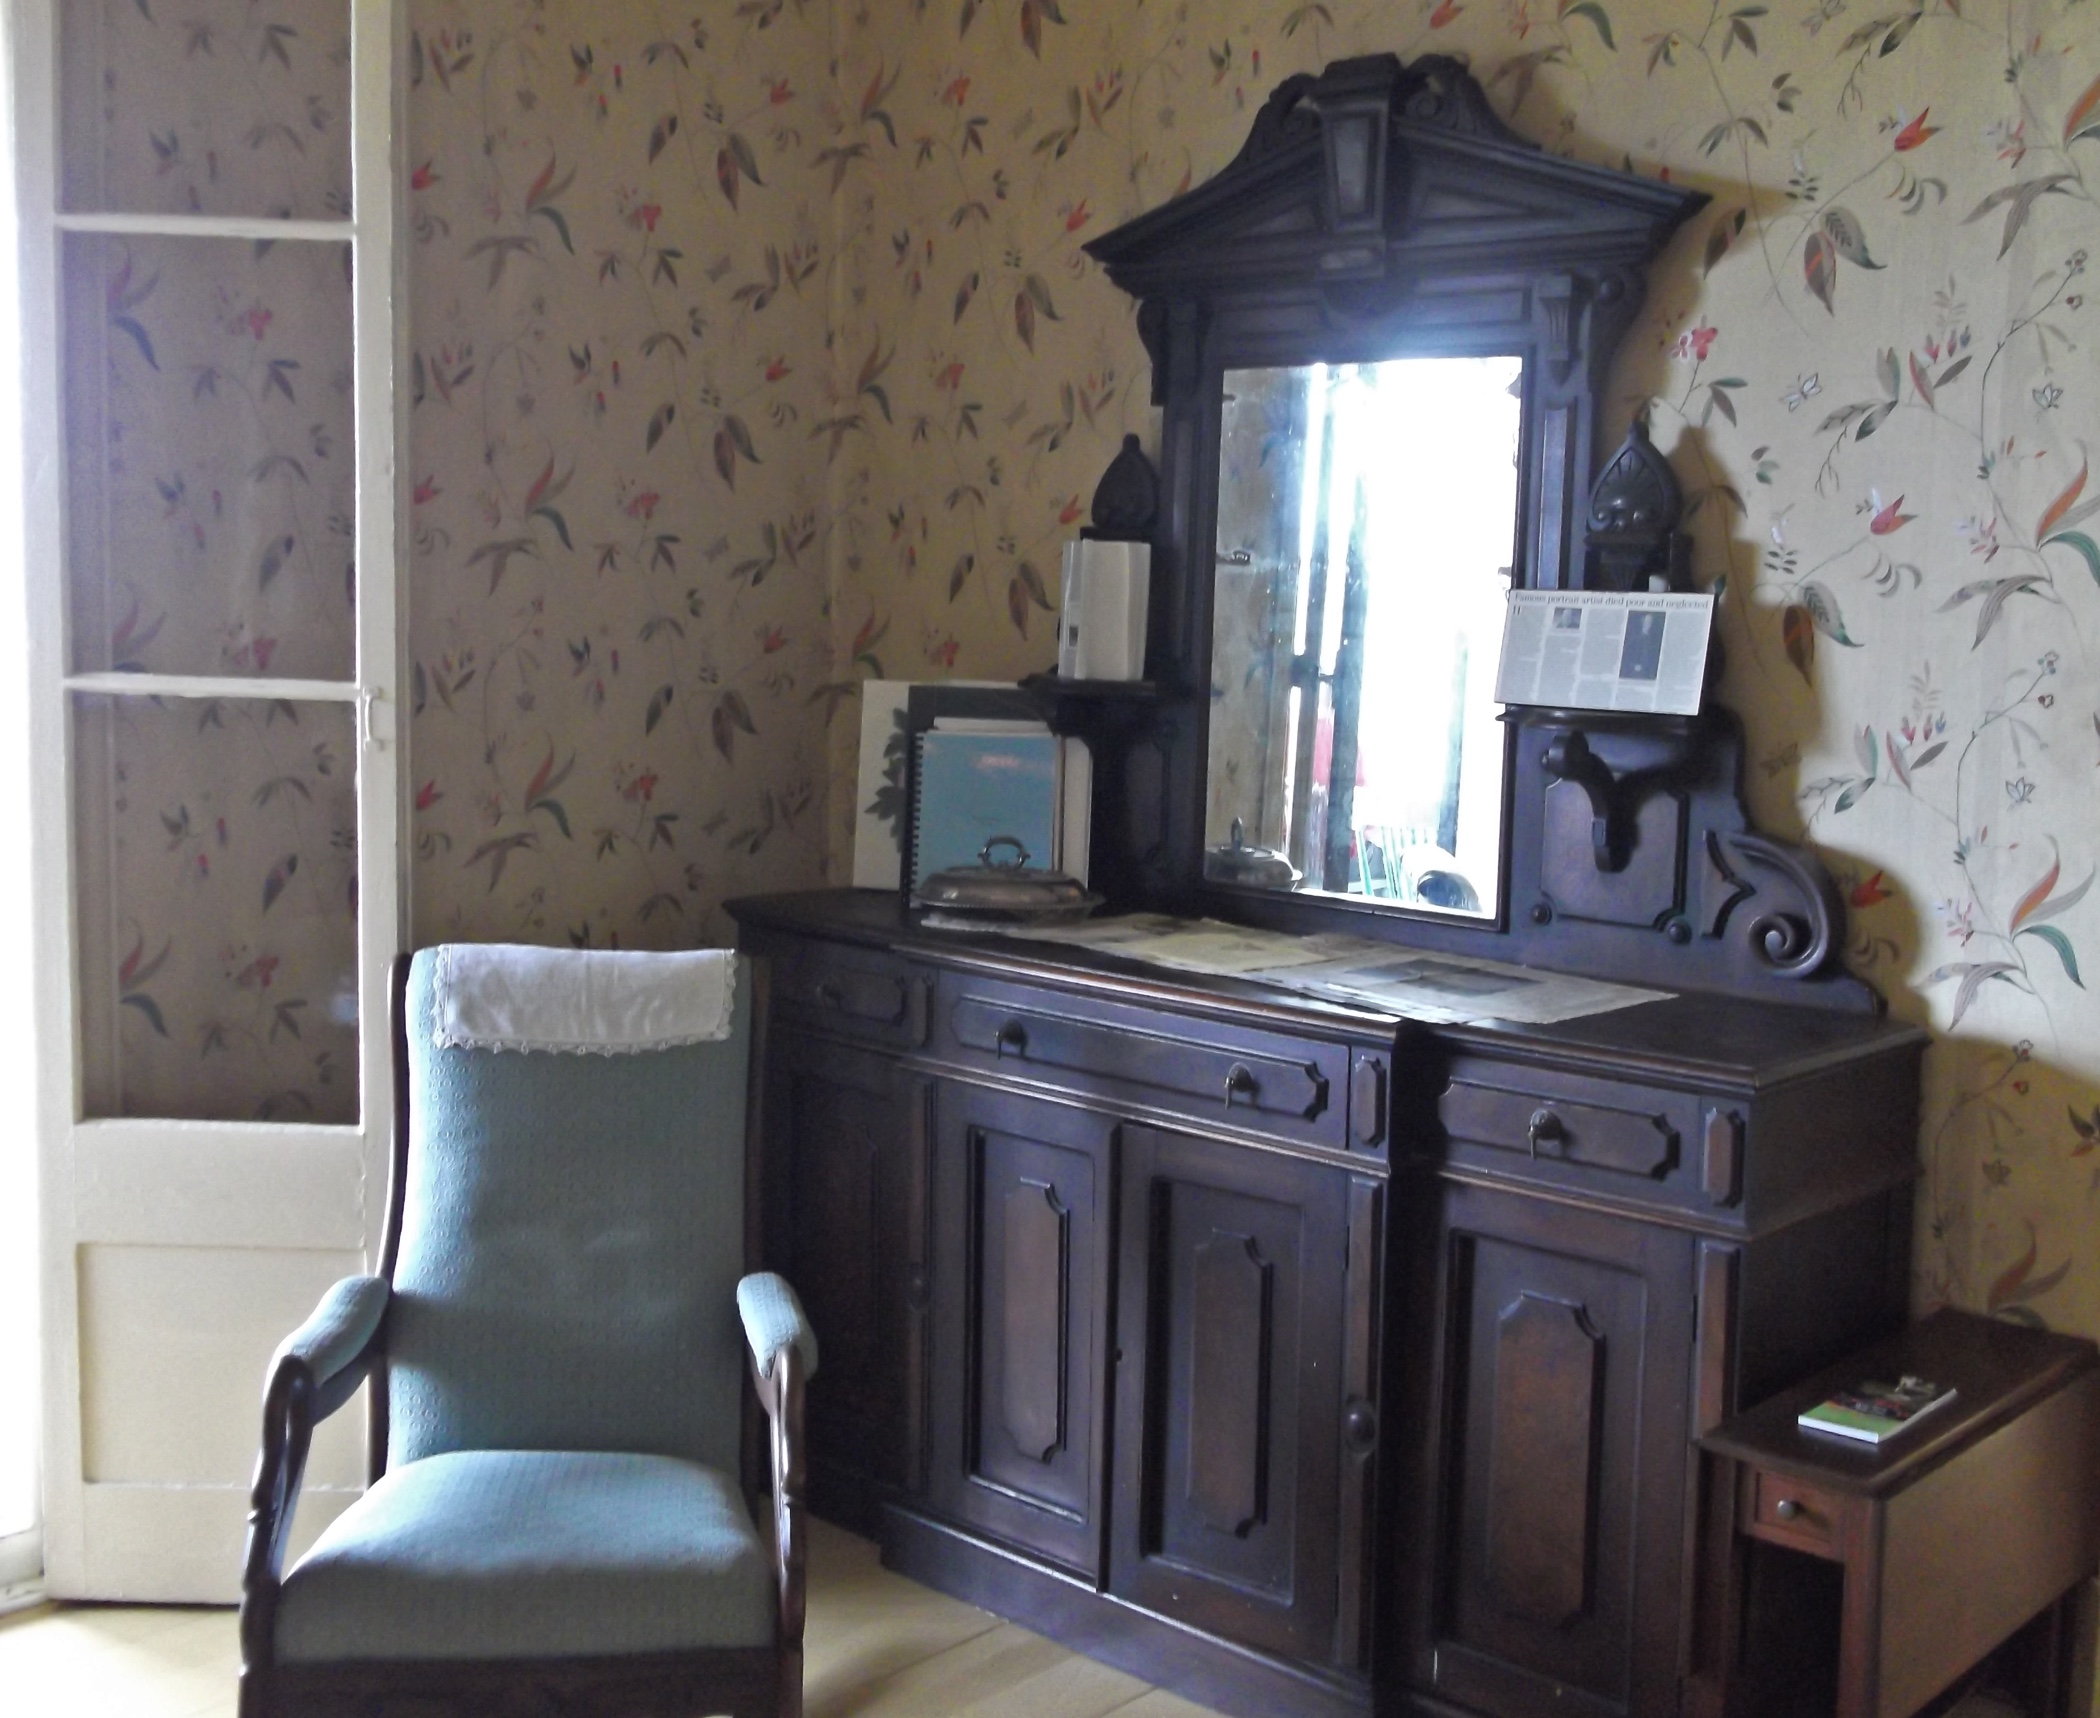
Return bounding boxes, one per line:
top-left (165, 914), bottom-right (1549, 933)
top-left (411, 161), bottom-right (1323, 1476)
top-left (275, 1274), bottom-right (391, 1416)
top-left (738, 1273), bottom-right (812, 1667)
top-left (239, 1275), bottom-right (390, 1670)
top-left (737, 1271), bottom-right (818, 1382)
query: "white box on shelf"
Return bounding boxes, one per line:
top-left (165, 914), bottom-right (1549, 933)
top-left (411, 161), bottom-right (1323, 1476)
top-left (1057, 539), bottom-right (1151, 682)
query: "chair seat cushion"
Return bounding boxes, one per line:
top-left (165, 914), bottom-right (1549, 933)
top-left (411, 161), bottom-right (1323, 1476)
top-left (274, 1449), bottom-right (774, 1662)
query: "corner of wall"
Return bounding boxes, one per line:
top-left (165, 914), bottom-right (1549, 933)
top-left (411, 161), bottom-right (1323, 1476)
top-left (818, 0), bottom-right (865, 891)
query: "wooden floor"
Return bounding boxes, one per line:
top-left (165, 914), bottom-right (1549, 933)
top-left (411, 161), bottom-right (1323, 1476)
top-left (0, 1517), bottom-right (1222, 1718)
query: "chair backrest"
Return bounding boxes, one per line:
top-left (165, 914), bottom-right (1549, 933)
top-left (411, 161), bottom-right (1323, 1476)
top-left (385, 948), bottom-right (751, 1473)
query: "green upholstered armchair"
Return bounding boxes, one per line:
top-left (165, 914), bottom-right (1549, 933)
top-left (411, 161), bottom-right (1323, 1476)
top-left (236, 947), bottom-right (815, 1718)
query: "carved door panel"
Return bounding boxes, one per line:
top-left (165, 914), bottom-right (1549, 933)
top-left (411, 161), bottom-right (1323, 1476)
top-left (1110, 1123), bottom-right (1352, 1662)
top-left (1398, 1179), bottom-right (1695, 1718)
top-left (763, 1030), bottom-right (927, 1526)
top-left (929, 1081), bottom-right (1113, 1576)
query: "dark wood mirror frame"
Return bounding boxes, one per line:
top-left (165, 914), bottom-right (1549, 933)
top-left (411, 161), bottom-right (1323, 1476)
top-left (1055, 51), bottom-right (1879, 1013)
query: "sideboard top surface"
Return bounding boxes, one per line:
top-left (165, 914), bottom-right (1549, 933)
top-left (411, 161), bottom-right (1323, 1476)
top-left (727, 890), bottom-right (1926, 1094)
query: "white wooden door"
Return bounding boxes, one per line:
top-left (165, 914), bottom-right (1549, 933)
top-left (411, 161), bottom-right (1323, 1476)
top-left (17, 0), bottom-right (405, 1600)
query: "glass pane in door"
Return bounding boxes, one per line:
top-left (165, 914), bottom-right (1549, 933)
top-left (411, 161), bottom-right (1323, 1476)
top-left (72, 692), bottom-right (359, 1124)
top-left (59, 0), bottom-right (353, 222)
top-left (62, 234), bottom-right (356, 680)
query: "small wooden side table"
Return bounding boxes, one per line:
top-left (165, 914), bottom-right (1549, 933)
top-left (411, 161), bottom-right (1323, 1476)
top-left (1699, 1309), bottom-right (2099, 1718)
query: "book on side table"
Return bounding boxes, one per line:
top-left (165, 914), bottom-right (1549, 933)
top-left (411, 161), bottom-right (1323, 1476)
top-left (1796, 1373), bottom-right (1958, 1445)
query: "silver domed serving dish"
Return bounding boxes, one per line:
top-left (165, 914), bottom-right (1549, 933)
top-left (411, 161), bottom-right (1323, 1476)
top-left (913, 835), bottom-right (1102, 923)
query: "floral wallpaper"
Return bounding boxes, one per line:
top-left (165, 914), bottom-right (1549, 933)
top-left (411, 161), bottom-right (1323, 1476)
top-left (404, 0), bottom-right (841, 949)
top-left (814, 0), bottom-right (2100, 1363)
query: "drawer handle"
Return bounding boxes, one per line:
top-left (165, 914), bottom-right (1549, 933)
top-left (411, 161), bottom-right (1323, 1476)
top-left (1223, 1063), bottom-right (1259, 1108)
top-left (814, 981), bottom-right (844, 1010)
top-left (1774, 1497), bottom-right (1803, 1523)
top-left (1343, 1398), bottom-right (1379, 1455)
top-left (1526, 1108), bottom-right (1566, 1158)
top-left (994, 1021), bottom-right (1029, 1059)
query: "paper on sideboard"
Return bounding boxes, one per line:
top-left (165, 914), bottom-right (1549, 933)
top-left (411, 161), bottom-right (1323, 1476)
top-left (1014, 914), bottom-right (1338, 975)
top-left (1273, 940), bottom-right (1668, 1025)
top-left (996, 915), bottom-right (1667, 1026)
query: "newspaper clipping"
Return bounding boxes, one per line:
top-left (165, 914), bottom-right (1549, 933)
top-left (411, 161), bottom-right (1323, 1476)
top-left (1495, 589), bottom-right (1714, 716)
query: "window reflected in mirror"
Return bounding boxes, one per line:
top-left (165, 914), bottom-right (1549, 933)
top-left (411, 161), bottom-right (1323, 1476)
top-left (1204, 355), bottom-right (1524, 919)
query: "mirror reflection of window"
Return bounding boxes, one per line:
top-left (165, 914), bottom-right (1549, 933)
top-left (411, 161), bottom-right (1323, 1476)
top-left (1205, 354), bottom-right (1524, 918)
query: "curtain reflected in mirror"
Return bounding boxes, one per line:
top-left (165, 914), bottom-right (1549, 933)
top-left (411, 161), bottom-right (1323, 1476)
top-left (1204, 355), bottom-right (1523, 918)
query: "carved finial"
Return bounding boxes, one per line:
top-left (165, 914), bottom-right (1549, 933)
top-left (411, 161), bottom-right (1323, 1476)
top-left (1393, 55), bottom-right (1532, 146)
top-left (1582, 418), bottom-right (1692, 591)
top-left (1589, 417), bottom-right (1680, 532)
top-left (1087, 434), bottom-right (1160, 540)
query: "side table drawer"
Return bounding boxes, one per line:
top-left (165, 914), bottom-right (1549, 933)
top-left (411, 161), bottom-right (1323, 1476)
top-left (1741, 1465), bottom-right (1843, 1559)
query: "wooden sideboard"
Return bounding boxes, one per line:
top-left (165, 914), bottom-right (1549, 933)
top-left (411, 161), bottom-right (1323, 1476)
top-left (729, 890), bottom-right (1929, 1718)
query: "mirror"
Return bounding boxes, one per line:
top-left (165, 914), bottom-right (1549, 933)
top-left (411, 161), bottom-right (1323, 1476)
top-left (1203, 354), bottom-right (1523, 919)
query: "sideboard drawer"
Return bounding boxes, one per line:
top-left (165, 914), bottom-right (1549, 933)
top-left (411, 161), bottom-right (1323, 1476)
top-left (775, 942), bottom-right (930, 1048)
top-left (1436, 1058), bottom-right (1696, 1205)
top-left (937, 974), bottom-right (1352, 1152)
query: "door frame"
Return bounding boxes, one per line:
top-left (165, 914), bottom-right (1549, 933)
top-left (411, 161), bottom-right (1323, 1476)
top-left (15, 0), bottom-right (409, 1598)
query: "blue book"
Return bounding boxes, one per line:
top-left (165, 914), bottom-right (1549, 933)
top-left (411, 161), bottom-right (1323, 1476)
top-left (911, 727), bottom-right (1061, 894)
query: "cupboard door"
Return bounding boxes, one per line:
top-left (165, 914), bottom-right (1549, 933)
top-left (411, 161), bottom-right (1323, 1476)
top-left (764, 1030), bottom-right (926, 1526)
top-left (1111, 1124), bottom-right (1352, 1662)
top-left (1398, 1179), bottom-right (1695, 1718)
top-left (929, 1081), bottom-right (1113, 1577)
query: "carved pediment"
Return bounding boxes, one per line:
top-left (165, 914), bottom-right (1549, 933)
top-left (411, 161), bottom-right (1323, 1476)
top-left (1404, 166), bottom-right (1679, 246)
top-left (1086, 54), bottom-right (1702, 298)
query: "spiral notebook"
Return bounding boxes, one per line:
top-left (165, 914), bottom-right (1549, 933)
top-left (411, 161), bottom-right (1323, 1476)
top-left (909, 726), bottom-right (1062, 896)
